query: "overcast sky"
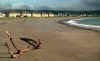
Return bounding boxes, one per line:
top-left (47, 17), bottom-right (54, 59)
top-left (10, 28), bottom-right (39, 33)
top-left (0, 0), bottom-right (100, 10)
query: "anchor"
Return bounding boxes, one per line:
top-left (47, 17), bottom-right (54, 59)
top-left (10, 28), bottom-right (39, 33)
top-left (5, 31), bottom-right (42, 58)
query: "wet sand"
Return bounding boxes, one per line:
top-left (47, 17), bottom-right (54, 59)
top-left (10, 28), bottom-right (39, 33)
top-left (0, 17), bottom-right (100, 61)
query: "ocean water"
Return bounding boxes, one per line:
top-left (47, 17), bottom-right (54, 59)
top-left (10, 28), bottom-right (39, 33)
top-left (79, 18), bottom-right (100, 26)
top-left (65, 17), bottom-right (100, 30)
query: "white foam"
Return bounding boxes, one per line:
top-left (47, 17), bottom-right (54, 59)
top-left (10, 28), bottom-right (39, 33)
top-left (64, 19), bottom-right (100, 30)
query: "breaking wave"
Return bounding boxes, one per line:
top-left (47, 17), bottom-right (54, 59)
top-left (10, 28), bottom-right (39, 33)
top-left (64, 18), bottom-right (100, 31)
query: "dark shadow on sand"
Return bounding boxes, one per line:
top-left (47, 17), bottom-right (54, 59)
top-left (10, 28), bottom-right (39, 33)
top-left (20, 37), bottom-right (37, 47)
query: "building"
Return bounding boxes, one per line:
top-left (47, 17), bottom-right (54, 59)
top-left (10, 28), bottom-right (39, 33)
top-left (41, 13), bottom-right (49, 17)
top-left (0, 12), bottom-right (6, 17)
top-left (8, 11), bottom-right (20, 18)
top-left (48, 13), bottom-right (55, 17)
top-left (21, 11), bottom-right (32, 17)
top-left (32, 12), bottom-right (42, 17)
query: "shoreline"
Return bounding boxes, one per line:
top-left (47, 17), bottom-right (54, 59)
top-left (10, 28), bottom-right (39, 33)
top-left (59, 17), bottom-right (100, 32)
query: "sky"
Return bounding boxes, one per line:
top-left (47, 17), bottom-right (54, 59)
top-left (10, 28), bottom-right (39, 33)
top-left (0, 0), bottom-right (100, 10)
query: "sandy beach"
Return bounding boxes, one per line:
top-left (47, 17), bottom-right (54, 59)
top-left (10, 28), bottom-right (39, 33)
top-left (0, 17), bottom-right (100, 61)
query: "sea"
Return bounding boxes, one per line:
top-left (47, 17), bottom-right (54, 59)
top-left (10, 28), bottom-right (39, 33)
top-left (64, 17), bottom-right (100, 31)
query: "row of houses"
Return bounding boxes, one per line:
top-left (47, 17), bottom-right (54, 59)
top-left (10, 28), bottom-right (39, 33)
top-left (0, 11), bottom-right (87, 18)
top-left (0, 10), bottom-right (55, 18)
top-left (3, 10), bottom-right (56, 18)
top-left (0, 10), bottom-right (100, 18)
top-left (7, 12), bottom-right (55, 18)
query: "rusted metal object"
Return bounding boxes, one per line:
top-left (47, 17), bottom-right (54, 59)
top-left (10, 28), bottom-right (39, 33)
top-left (5, 31), bottom-right (19, 51)
top-left (5, 31), bottom-right (42, 58)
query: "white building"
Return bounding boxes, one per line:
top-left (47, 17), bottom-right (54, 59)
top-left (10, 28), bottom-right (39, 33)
top-left (0, 12), bottom-right (6, 17)
top-left (32, 13), bottom-right (42, 17)
top-left (32, 13), bottom-right (55, 17)
top-left (49, 13), bottom-right (55, 17)
top-left (9, 12), bottom-right (20, 17)
top-left (21, 13), bottom-right (31, 17)
top-left (41, 13), bottom-right (48, 17)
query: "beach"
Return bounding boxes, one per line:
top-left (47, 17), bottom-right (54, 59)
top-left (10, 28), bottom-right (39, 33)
top-left (0, 17), bottom-right (100, 61)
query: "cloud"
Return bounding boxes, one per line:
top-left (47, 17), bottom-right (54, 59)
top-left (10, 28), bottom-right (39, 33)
top-left (0, 0), bottom-right (100, 10)
top-left (81, 0), bottom-right (100, 10)
top-left (12, 3), bottom-right (34, 9)
top-left (34, 6), bottom-right (53, 10)
top-left (0, 2), bottom-right (12, 10)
